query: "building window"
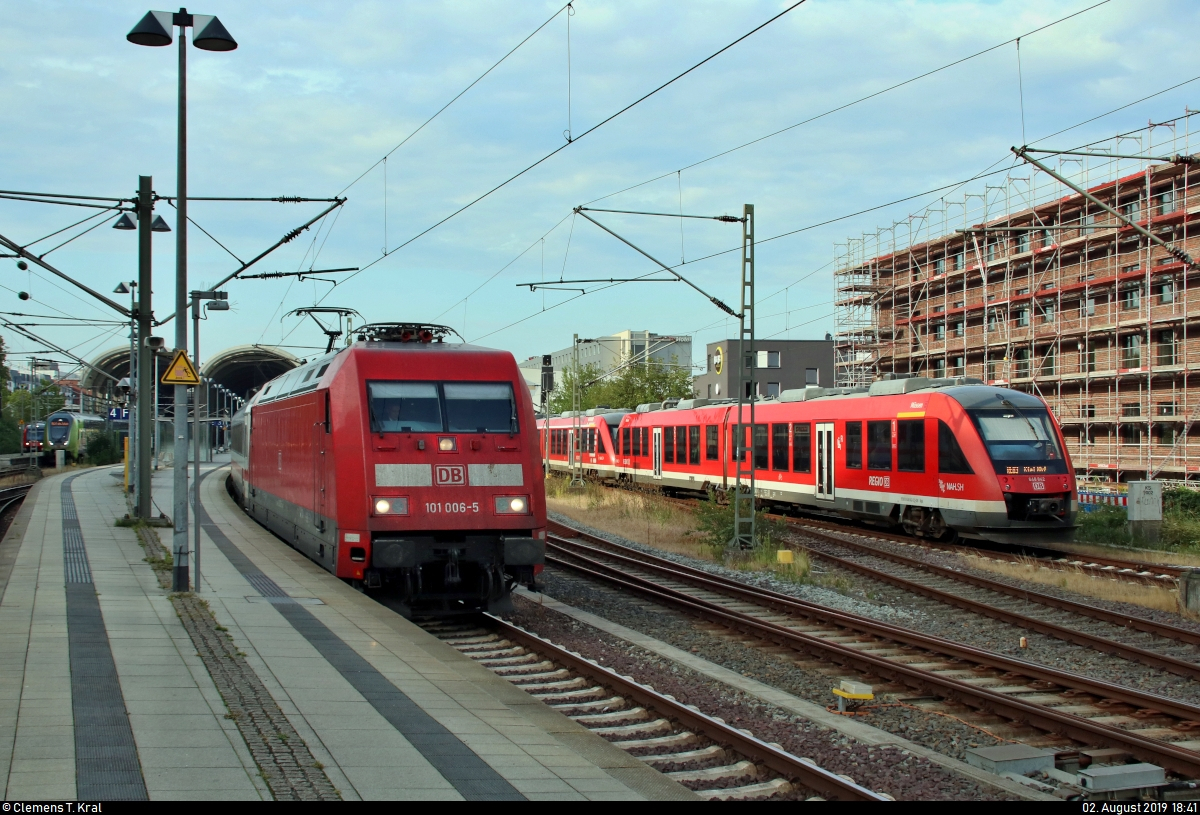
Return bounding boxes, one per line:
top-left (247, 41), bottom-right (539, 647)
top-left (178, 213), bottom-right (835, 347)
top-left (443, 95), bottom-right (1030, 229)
top-left (744, 353), bottom-right (754, 370)
top-left (1158, 188), bottom-right (1176, 215)
top-left (1120, 199), bottom-right (1141, 220)
top-left (1121, 334), bottom-right (1142, 368)
top-left (986, 360), bottom-right (999, 380)
top-left (987, 310), bottom-right (999, 330)
top-left (1158, 402), bottom-right (1179, 417)
top-left (1041, 301), bottom-right (1055, 322)
top-left (897, 420), bottom-right (925, 473)
top-left (1014, 348), bottom-right (1031, 379)
top-left (931, 357), bottom-right (946, 377)
top-left (1121, 403), bottom-right (1141, 418)
top-left (1082, 343), bottom-right (1096, 373)
top-left (1121, 263), bottom-right (1140, 275)
top-left (867, 421), bottom-right (891, 471)
top-left (950, 357), bottom-right (964, 376)
top-left (952, 321), bottom-right (964, 337)
top-left (1083, 213), bottom-right (1099, 235)
top-left (1158, 425), bottom-right (1177, 446)
top-left (1084, 298), bottom-right (1096, 317)
top-left (1079, 404), bottom-right (1096, 419)
top-left (954, 251), bottom-right (964, 270)
top-left (1121, 285), bottom-right (1142, 311)
top-left (1157, 330), bottom-right (1178, 366)
top-left (935, 257), bottom-right (945, 275)
top-left (1119, 424), bottom-right (1142, 446)
top-left (1015, 308), bottom-right (1030, 327)
top-left (767, 351), bottom-right (780, 368)
top-left (1040, 346), bottom-right (1056, 377)
top-left (845, 421), bottom-right (862, 469)
top-left (934, 323), bottom-right (945, 341)
top-left (766, 382), bottom-right (780, 398)
top-left (1159, 279), bottom-right (1175, 304)
top-left (805, 368), bottom-right (819, 386)
top-left (792, 423), bottom-right (811, 473)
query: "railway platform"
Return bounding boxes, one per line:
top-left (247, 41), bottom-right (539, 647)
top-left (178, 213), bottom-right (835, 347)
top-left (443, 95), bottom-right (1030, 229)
top-left (0, 463), bottom-right (694, 801)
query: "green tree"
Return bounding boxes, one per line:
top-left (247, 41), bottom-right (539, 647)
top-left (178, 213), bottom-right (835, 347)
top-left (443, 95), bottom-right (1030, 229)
top-left (548, 355), bottom-right (694, 413)
top-left (0, 338), bottom-right (15, 453)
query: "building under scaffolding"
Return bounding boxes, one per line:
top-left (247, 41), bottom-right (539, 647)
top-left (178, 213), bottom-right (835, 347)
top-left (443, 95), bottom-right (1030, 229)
top-left (834, 112), bottom-right (1200, 483)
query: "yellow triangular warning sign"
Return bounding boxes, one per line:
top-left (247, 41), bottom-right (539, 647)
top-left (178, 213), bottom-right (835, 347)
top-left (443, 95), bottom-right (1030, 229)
top-left (161, 349), bottom-right (201, 385)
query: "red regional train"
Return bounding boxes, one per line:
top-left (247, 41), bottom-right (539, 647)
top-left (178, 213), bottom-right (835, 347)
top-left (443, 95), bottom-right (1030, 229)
top-left (539, 376), bottom-right (1077, 544)
top-left (229, 323), bottom-right (546, 614)
top-left (22, 421), bottom-right (45, 454)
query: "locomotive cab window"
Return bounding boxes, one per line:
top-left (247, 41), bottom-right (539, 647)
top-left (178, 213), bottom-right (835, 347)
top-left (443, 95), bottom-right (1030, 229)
top-left (938, 421), bottom-right (974, 474)
top-left (845, 422), bottom-right (862, 469)
top-left (444, 383), bottom-right (516, 433)
top-left (897, 419), bottom-right (925, 472)
top-left (867, 420), bottom-right (891, 471)
top-left (369, 382), bottom-right (441, 432)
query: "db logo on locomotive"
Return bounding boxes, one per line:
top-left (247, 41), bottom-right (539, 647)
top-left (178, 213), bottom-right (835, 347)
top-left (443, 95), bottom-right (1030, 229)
top-left (435, 465), bottom-right (466, 486)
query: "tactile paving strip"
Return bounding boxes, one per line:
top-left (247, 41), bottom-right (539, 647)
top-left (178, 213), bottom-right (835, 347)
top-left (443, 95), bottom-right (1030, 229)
top-left (197, 475), bottom-right (525, 801)
top-left (62, 476), bottom-right (148, 801)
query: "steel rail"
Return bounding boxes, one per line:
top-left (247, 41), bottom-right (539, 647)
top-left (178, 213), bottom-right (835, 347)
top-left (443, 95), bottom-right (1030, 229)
top-left (786, 522), bottom-right (1200, 650)
top-left (543, 536), bottom-right (1200, 777)
top-left (484, 614), bottom-right (889, 802)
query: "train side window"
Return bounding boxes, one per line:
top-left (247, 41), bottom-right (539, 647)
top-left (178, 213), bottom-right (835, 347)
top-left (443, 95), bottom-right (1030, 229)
top-left (771, 424), bottom-right (789, 471)
top-left (706, 425), bottom-right (718, 460)
top-left (622, 428), bottom-right (631, 456)
top-left (664, 427), bottom-right (675, 463)
top-left (792, 423), bottom-right (811, 473)
top-left (897, 419), bottom-right (925, 472)
top-left (643, 428), bottom-right (650, 456)
top-left (753, 424), bottom-right (769, 470)
top-left (632, 428), bottom-right (641, 457)
top-left (675, 427), bottom-right (686, 463)
top-left (867, 421), bottom-right (892, 471)
top-left (938, 420), bottom-right (974, 474)
top-left (324, 391), bottom-right (331, 433)
top-left (689, 426), bottom-right (700, 465)
top-left (845, 422), bottom-right (862, 469)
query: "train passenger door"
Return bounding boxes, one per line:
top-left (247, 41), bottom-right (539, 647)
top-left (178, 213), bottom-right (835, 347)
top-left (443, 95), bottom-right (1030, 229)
top-left (652, 428), bottom-right (662, 479)
top-left (816, 422), bottom-right (835, 501)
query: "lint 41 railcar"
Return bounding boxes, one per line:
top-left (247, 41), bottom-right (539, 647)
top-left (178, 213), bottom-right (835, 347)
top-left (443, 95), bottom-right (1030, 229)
top-left (553, 379), bottom-right (1077, 545)
top-left (536, 409), bottom-right (631, 479)
top-left (22, 422), bottom-right (45, 454)
top-left (229, 324), bottom-right (547, 613)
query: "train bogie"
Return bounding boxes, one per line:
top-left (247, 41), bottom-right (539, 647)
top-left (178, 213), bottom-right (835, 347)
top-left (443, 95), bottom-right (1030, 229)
top-left (538, 380), bottom-right (1077, 545)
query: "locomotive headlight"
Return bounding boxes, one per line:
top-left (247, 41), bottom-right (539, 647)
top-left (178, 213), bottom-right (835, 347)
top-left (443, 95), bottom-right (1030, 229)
top-left (438, 436), bottom-right (456, 452)
top-left (372, 496), bottom-right (408, 516)
top-left (495, 495), bottom-right (529, 514)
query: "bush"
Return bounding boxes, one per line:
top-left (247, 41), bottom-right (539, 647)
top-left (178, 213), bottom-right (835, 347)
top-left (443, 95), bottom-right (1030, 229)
top-left (1164, 487), bottom-right (1200, 518)
top-left (85, 432), bottom-right (122, 466)
top-left (1074, 503), bottom-right (1129, 546)
top-left (694, 497), bottom-right (787, 557)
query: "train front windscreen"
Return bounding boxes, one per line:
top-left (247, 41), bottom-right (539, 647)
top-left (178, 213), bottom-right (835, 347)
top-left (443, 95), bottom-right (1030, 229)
top-left (48, 418), bottom-right (71, 444)
top-left (368, 381), bottom-right (517, 434)
top-left (26, 425), bottom-right (44, 441)
top-left (968, 406), bottom-right (1068, 475)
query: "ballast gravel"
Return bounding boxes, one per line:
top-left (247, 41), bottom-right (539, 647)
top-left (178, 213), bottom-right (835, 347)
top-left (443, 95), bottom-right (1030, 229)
top-left (505, 592), bottom-right (1013, 801)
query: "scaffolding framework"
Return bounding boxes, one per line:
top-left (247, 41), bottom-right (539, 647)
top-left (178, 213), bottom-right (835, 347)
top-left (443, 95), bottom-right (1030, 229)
top-left (834, 111), bottom-right (1200, 482)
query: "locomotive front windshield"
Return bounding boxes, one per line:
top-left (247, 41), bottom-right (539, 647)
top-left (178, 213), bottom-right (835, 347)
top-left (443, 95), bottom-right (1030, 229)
top-left (968, 407), bottom-right (1068, 475)
top-left (26, 425), bottom-right (44, 440)
top-left (369, 381), bottom-right (517, 434)
top-left (48, 418), bottom-right (71, 443)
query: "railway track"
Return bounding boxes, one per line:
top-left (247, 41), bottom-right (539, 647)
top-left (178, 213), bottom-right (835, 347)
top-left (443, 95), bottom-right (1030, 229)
top-left (417, 614), bottom-right (888, 801)
top-left (544, 519), bottom-right (1200, 781)
top-left (0, 483), bottom-right (33, 518)
top-left (777, 512), bottom-right (1187, 585)
top-left (777, 522), bottom-right (1200, 675)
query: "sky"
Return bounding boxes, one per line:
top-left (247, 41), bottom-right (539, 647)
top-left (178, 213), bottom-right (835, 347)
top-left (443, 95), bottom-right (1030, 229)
top-left (2, 0), bottom-right (1199, 378)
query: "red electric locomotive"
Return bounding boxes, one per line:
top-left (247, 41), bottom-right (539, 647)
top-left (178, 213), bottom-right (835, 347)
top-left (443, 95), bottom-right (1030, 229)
top-left (539, 377), bottom-right (1076, 545)
top-left (230, 323), bottom-right (546, 614)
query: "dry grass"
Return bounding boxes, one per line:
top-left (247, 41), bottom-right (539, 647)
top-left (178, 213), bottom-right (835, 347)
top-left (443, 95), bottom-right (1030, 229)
top-left (1049, 539), bottom-right (1200, 569)
top-left (0, 472), bottom-right (39, 488)
top-left (545, 475), bottom-right (712, 560)
top-left (961, 554), bottom-right (1186, 616)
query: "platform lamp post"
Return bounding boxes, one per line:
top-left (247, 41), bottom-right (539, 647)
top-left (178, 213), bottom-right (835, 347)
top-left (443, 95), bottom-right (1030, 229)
top-left (128, 8), bottom-right (237, 592)
top-left (114, 282), bottom-right (138, 495)
top-left (191, 290), bottom-right (228, 592)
